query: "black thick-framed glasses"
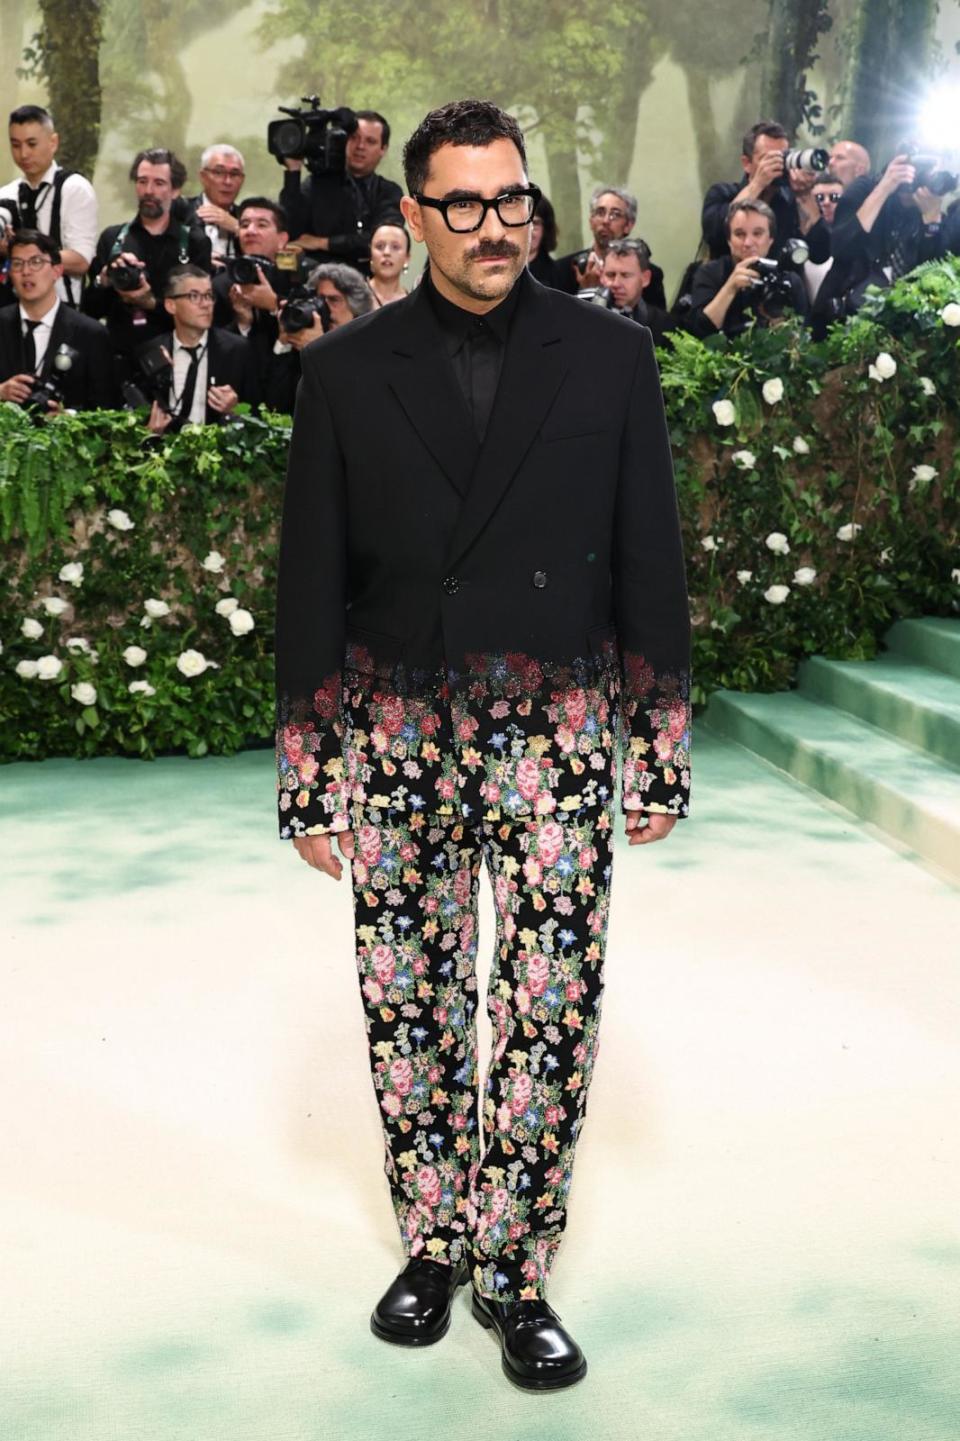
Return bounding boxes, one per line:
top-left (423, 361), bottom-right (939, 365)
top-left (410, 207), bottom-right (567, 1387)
top-left (414, 185), bottom-right (542, 233)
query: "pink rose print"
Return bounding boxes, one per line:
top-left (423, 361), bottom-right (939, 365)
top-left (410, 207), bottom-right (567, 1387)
top-left (511, 1072), bottom-right (533, 1115)
top-left (669, 700), bottom-right (689, 740)
top-left (566, 688), bottom-right (587, 730)
top-left (417, 1165), bottom-right (442, 1207)
top-left (283, 727), bottom-right (304, 762)
top-left (298, 756), bottom-right (319, 784)
top-left (453, 867), bottom-right (472, 906)
top-left (527, 953), bottom-right (550, 996)
top-left (536, 820), bottom-right (564, 867)
top-left (372, 944), bottom-right (396, 984)
top-left (362, 977), bottom-right (383, 1004)
top-left (381, 1091), bottom-right (401, 1117)
top-left (554, 725), bottom-right (576, 754)
top-left (579, 846), bottom-right (595, 869)
top-left (515, 984), bottom-right (531, 1014)
top-left (490, 1186), bottom-right (510, 1219)
top-left (390, 1056), bottom-right (414, 1095)
top-left (654, 732), bottom-right (675, 761)
top-left (496, 1102), bottom-right (512, 1133)
top-left (381, 696), bottom-right (405, 735)
top-left (515, 756), bottom-right (541, 801)
top-left (523, 857), bottom-right (543, 887)
top-left (358, 825), bottom-right (382, 866)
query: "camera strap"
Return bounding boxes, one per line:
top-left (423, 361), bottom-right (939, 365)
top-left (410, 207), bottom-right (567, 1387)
top-left (110, 219), bottom-right (193, 266)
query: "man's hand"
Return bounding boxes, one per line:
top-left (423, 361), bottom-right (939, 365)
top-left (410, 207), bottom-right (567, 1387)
top-left (284, 312), bottom-right (326, 349)
top-left (625, 812), bottom-right (677, 846)
top-left (290, 234), bottom-right (330, 253)
top-left (879, 154), bottom-right (915, 196)
top-left (742, 148), bottom-right (785, 198)
top-left (237, 265), bottom-right (278, 313)
top-left (283, 157), bottom-right (303, 173)
top-left (207, 383), bottom-right (238, 415)
top-left (0, 373), bottom-right (34, 404)
top-left (573, 250), bottom-right (604, 289)
top-left (228, 283), bottom-right (255, 327)
top-left (293, 829), bottom-right (355, 879)
top-left (147, 400), bottom-right (172, 433)
top-left (195, 202), bottom-right (239, 235)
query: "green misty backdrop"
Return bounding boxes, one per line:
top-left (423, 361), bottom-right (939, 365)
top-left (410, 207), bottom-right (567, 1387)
top-left (2, 0), bottom-right (960, 292)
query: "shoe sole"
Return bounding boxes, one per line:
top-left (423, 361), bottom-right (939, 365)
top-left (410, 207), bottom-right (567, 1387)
top-left (471, 1295), bottom-right (588, 1390)
top-left (369, 1268), bottom-right (469, 1347)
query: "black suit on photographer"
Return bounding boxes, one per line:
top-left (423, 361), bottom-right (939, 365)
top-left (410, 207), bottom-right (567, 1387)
top-left (702, 121), bottom-right (831, 268)
top-left (274, 107), bottom-right (402, 274)
top-left (830, 153), bottom-right (952, 310)
top-left (83, 149), bottom-right (212, 380)
top-left (685, 198), bottom-right (808, 340)
top-left (211, 197), bottom-right (298, 388)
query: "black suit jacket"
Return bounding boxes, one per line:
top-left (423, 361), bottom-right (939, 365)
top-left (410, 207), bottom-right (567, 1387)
top-left (163, 326), bottom-right (260, 426)
top-left (0, 302), bottom-right (117, 409)
top-left (279, 168), bottom-right (404, 268)
top-left (702, 178), bottom-right (831, 265)
top-left (275, 270), bottom-right (691, 835)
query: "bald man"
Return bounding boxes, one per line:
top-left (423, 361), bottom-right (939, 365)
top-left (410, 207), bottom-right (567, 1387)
top-left (828, 141), bottom-right (871, 188)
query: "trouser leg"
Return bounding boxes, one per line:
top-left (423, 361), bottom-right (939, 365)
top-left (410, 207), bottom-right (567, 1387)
top-left (468, 805), bottom-right (615, 1301)
top-left (350, 812), bottom-right (483, 1268)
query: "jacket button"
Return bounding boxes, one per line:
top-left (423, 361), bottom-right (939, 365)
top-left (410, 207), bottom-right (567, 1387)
top-left (532, 570), bottom-right (548, 588)
top-left (442, 575), bottom-right (460, 595)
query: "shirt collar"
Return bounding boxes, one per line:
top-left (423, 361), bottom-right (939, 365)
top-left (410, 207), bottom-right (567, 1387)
top-left (23, 162), bottom-right (59, 190)
top-left (173, 331), bottom-right (208, 355)
top-left (425, 270), bottom-right (521, 352)
top-left (19, 297), bottom-right (59, 329)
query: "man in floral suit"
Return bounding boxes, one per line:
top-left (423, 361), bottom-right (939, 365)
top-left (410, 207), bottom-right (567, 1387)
top-left (275, 98), bottom-right (691, 1391)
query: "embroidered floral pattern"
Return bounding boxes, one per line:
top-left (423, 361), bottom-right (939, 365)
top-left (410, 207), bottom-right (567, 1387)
top-left (351, 800), bottom-right (613, 1301)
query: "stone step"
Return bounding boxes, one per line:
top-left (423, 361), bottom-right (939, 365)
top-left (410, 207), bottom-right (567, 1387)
top-left (798, 654), bottom-right (960, 771)
top-left (703, 689), bottom-right (960, 882)
top-left (884, 617), bottom-right (960, 681)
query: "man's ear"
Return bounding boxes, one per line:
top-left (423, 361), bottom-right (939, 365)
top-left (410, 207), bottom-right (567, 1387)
top-left (163, 296), bottom-right (176, 318)
top-left (400, 193), bottom-right (423, 244)
top-left (740, 153), bottom-right (751, 174)
top-left (640, 268), bottom-right (652, 291)
top-left (50, 131), bottom-right (60, 157)
top-left (278, 232), bottom-right (290, 249)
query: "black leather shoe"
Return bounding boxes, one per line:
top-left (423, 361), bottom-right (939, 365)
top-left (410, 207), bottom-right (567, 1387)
top-left (472, 1291), bottom-right (588, 1389)
top-left (370, 1257), bottom-right (469, 1346)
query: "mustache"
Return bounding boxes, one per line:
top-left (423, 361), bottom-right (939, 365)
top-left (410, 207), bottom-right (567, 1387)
top-left (466, 240), bottom-right (520, 262)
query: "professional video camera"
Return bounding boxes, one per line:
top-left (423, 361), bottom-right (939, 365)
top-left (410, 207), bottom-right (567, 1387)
top-left (122, 334), bottom-right (173, 409)
top-left (278, 285), bottom-right (331, 335)
top-left (783, 147), bottom-right (829, 172)
top-left (22, 342), bottom-right (80, 415)
top-left (268, 95), bottom-right (358, 176)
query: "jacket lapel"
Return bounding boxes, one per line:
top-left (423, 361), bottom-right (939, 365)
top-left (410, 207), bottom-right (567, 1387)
top-left (443, 272), bottom-right (567, 573)
top-left (387, 285), bottom-right (477, 498)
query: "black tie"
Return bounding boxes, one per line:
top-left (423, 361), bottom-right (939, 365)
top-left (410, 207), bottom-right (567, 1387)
top-left (18, 181), bottom-right (48, 230)
top-left (22, 319), bottom-right (41, 373)
top-left (177, 344), bottom-right (202, 422)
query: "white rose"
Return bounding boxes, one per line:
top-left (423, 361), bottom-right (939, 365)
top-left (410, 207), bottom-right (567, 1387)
top-left (911, 464), bottom-right (937, 484)
top-left (731, 450), bottom-right (756, 469)
top-left (176, 649), bottom-right (211, 677)
top-left (764, 584), bottom-right (791, 605)
top-left (144, 598), bottom-right (170, 618)
top-left (952, 568), bottom-right (960, 584)
top-left (793, 567), bottom-right (817, 586)
top-left (919, 376), bottom-right (936, 396)
top-left (58, 561), bottom-right (84, 586)
top-left (140, 616), bottom-right (152, 629)
top-left (712, 399), bottom-right (736, 426)
top-left (736, 570), bottom-right (753, 585)
top-left (700, 536), bottom-right (717, 552)
top-left (868, 351), bottom-right (897, 381)
top-left (129, 680), bottom-right (157, 696)
top-left (836, 522), bottom-right (862, 542)
top-left (762, 377), bottom-right (784, 404)
top-left (71, 682), bottom-right (97, 706)
top-left (215, 597), bottom-right (239, 617)
top-left (66, 637), bottom-right (91, 653)
top-left (122, 645), bottom-right (148, 667)
top-left (15, 659), bottom-right (39, 679)
top-left (41, 596), bottom-right (69, 617)
top-left (21, 617), bottom-right (44, 640)
top-left (940, 302), bottom-right (960, 327)
top-left (793, 436), bottom-right (810, 455)
top-left (765, 531), bottom-right (790, 555)
top-left (202, 551), bottom-right (226, 573)
top-left (107, 508), bottom-right (135, 531)
top-left (880, 548), bottom-right (893, 565)
top-left (36, 654), bottom-right (63, 680)
top-left (228, 608), bottom-right (255, 636)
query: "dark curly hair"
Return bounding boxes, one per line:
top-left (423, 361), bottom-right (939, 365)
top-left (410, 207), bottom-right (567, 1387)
top-left (402, 98), bottom-right (527, 195)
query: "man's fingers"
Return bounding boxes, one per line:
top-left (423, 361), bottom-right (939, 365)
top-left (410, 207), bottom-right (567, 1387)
top-left (624, 812), bottom-right (677, 845)
top-left (337, 830), bottom-right (356, 860)
top-left (292, 832), bottom-right (355, 879)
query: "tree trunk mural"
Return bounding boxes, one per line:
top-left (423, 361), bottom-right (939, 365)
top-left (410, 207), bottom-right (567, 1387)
top-left (842, 0), bottom-right (938, 163)
top-left (37, 0), bottom-right (103, 176)
top-left (760, 0), bottom-right (832, 136)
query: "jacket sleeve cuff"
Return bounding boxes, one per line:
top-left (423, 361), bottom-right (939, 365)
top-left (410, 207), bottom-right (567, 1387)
top-left (620, 660), bottom-right (692, 818)
top-left (276, 679), bottom-right (351, 837)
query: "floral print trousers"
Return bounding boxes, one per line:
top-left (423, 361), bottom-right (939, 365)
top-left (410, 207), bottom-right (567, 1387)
top-left (350, 796), bottom-right (614, 1302)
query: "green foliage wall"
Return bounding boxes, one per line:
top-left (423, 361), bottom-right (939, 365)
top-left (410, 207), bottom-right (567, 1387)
top-left (2, 260), bottom-right (959, 764)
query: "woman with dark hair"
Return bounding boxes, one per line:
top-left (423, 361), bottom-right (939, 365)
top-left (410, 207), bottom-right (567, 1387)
top-left (527, 193), bottom-right (563, 289)
top-left (369, 219), bottom-right (411, 306)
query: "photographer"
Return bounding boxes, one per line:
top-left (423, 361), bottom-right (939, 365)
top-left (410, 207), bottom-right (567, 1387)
top-left (145, 264), bottom-right (259, 433)
top-left (213, 197), bottom-right (291, 377)
top-left (0, 105), bottom-right (98, 307)
top-left (0, 230), bottom-right (116, 410)
top-left (829, 151), bottom-right (951, 304)
top-left (702, 120), bottom-right (830, 265)
top-left (685, 199), bottom-right (808, 340)
top-left (264, 262), bottom-right (372, 413)
top-left (185, 144), bottom-right (246, 264)
top-left (601, 239), bottom-right (674, 345)
top-left (83, 148), bottom-right (212, 380)
top-left (279, 109), bottom-right (402, 272)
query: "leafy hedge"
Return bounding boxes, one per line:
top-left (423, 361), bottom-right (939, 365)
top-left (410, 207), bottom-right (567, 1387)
top-left (2, 259), bottom-right (959, 762)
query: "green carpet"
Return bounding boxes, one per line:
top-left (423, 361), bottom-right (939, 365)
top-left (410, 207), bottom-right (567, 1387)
top-left (2, 734), bottom-right (958, 1441)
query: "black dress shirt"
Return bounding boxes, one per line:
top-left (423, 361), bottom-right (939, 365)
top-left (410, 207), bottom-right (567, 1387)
top-left (426, 274), bottom-right (521, 441)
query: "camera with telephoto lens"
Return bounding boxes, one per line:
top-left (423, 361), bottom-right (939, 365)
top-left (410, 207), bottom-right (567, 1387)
top-left (268, 94), bottom-right (358, 176)
top-left (278, 285), bottom-right (331, 335)
top-left (783, 147), bottom-right (829, 172)
top-left (899, 146), bottom-right (958, 196)
top-left (22, 343), bottom-right (80, 414)
top-left (107, 257), bottom-right (147, 292)
top-left (575, 285), bottom-right (614, 307)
